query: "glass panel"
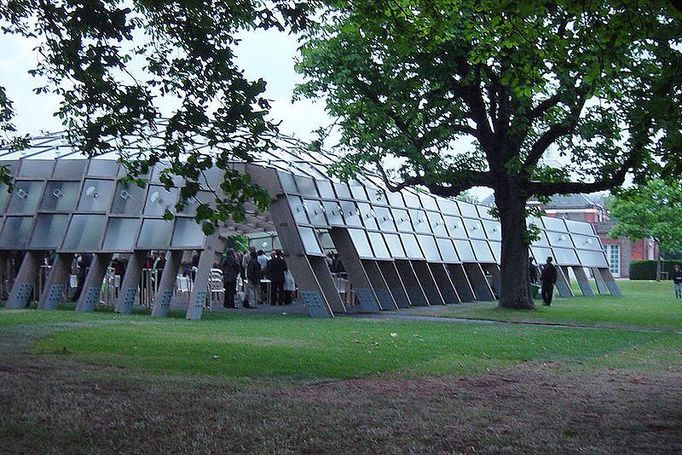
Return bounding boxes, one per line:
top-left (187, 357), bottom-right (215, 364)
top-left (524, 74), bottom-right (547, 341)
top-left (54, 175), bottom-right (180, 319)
top-left (454, 240), bottom-right (476, 262)
top-left (531, 230), bottom-right (550, 247)
top-left (31, 214), bottom-right (70, 248)
top-left (294, 175), bottom-right (318, 197)
top-left (322, 201), bottom-right (344, 226)
top-left (111, 182), bottom-right (147, 215)
top-left (471, 240), bottom-right (495, 262)
top-left (548, 232), bottom-right (574, 248)
top-left (40, 181), bottom-right (80, 212)
top-left (386, 190), bottom-right (405, 207)
top-left (252, 236), bottom-right (273, 252)
top-left (103, 218), bottom-right (141, 251)
top-left (392, 208), bottom-right (412, 232)
top-left (464, 219), bottom-right (486, 240)
top-left (416, 234), bottom-right (441, 261)
top-left (18, 160), bottom-right (53, 178)
top-left (457, 201), bottom-right (479, 218)
top-left (577, 250), bottom-right (608, 268)
top-left (333, 182), bottom-right (351, 198)
top-left (357, 203), bottom-right (377, 230)
top-left (348, 228), bottom-right (373, 258)
top-left (530, 246), bottom-right (554, 263)
top-left (278, 171), bottom-right (298, 194)
top-left (368, 232), bottom-right (391, 259)
top-left (77, 179), bottom-right (115, 211)
top-left (542, 216), bottom-right (567, 232)
top-left (299, 227), bottom-right (323, 256)
top-left (384, 233), bottom-right (406, 258)
top-left (437, 198), bottom-right (460, 215)
top-left (477, 205), bottom-right (496, 220)
top-left (375, 206), bottom-right (397, 232)
top-left (303, 199), bottom-right (328, 226)
top-left (137, 219), bottom-right (173, 249)
top-left (0, 216), bottom-right (33, 248)
top-left (419, 194), bottom-right (438, 210)
top-left (62, 214), bottom-right (106, 251)
top-left (52, 159), bottom-right (86, 179)
top-left (340, 201), bottom-right (362, 227)
top-left (402, 192), bottom-right (421, 208)
top-left (436, 238), bottom-right (459, 263)
top-left (366, 187), bottom-right (387, 205)
top-left (178, 190), bottom-right (215, 216)
top-left (349, 183), bottom-right (368, 201)
top-left (7, 181), bottom-right (44, 214)
top-left (318, 231), bottom-right (335, 250)
top-left (565, 219), bottom-right (595, 235)
top-left (482, 220), bottom-right (501, 241)
top-left (489, 241), bottom-right (501, 263)
top-left (552, 247), bottom-right (580, 265)
top-left (444, 216), bottom-right (466, 239)
top-left (0, 185), bottom-right (10, 213)
top-left (172, 217), bottom-right (206, 248)
top-left (400, 233), bottom-right (424, 259)
top-left (409, 209), bottom-right (430, 234)
top-left (87, 160), bottom-right (118, 177)
top-left (572, 234), bottom-right (602, 251)
top-left (144, 185), bottom-right (178, 216)
top-left (200, 168), bottom-right (223, 190)
top-left (317, 180), bottom-right (336, 199)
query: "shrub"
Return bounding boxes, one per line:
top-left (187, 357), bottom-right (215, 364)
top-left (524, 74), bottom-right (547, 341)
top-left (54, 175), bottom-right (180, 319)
top-left (629, 260), bottom-right (682, 280)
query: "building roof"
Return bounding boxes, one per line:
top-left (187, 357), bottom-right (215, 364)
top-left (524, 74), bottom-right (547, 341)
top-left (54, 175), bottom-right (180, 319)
top-left (481, 193), bottom-right (606, 210)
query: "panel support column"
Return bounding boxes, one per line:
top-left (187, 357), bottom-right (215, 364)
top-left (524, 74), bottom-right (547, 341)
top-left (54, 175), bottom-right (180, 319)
top-left (114, 251), bottom-right (145, 314)
top-left (377, 261), bottom-right (411, 308)
top-left (554, 266), bottom-right (574, 298)
top-left (76, 253), bottom-right (112, 312)
top-left (361, 260), bottom-right (398, 311)
top-left (39, 253), bottom-right (74, 310)
top-left (572, 266), bottom-right (594, 297)
top-left (463, 263), bottom-right (495, 301)
top-left (411, 260), bottom-right (445, 305)
top-left (428, 263), bottom-right (460, 304)
top-left (395, 260), bottom-right (428, 306)
top-left (482, 264), bottom-right (501, 300)
top-left (447, 264), bottom-right (475, 302)
top-left (598, 268), bottom-right (622, 296)
top-left (186, 238), bottom-right (221, 320)
top-left (5, 251), bottom-right (41, 309)
top-left (150, 250), bottom-right (182, 317)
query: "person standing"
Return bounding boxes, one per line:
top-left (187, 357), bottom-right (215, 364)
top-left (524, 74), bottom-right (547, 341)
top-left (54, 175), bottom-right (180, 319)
top-left (221, 249), bottom-right (241, 308)
top-left (268, 250), bottom-right (288, 305)
top-left (673, 265), bottom-right (682, 299)
top-left (528, 257), bottom-right (539, 284)
top-left (244, 249), bottom-right (261, 308)
top-left (540, 256), bottom-right (558, 306)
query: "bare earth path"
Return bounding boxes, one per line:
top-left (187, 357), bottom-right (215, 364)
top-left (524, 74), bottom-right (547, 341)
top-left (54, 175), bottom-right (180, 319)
top-left (1, 322), bottom-right (681, 454)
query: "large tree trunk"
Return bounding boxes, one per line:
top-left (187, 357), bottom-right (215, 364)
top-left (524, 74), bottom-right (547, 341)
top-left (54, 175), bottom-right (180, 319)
top-left (494, 180), bottom-right (534, 309)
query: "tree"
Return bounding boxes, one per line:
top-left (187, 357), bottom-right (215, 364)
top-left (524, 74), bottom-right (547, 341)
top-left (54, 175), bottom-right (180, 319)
top-left (0, 0), bottom-right (315, 232)
top-left (295, 0), bottom-right (682, 309)
top-left (610, 179), bottom-right (682, 281)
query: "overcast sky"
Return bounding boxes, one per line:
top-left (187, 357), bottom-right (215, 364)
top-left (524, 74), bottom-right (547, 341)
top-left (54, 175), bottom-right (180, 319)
top-left (0, 29), bottom-right (330, 140)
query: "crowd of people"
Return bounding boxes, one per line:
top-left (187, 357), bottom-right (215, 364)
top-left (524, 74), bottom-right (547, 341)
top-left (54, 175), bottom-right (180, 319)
top-left (220, 247), bottom-right (293, 309)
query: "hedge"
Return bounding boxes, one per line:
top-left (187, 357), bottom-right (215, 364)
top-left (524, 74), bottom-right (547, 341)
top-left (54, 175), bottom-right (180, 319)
top-left (629, 260), bottom-right (682, 280)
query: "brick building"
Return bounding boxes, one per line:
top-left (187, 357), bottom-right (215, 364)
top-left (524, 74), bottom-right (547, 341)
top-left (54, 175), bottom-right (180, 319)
top-left (483, 193), bottom-right (657, 278)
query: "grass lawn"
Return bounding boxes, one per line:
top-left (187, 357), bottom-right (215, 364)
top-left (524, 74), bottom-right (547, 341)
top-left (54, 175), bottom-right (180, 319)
top-left (410, 280), bottom-right (682, 330)
top-left (0, 280), bottom-right (681, 453)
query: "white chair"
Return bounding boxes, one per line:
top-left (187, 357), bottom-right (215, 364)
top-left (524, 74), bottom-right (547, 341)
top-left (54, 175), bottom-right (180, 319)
top-left (207, 268), bottom-right (225, 309)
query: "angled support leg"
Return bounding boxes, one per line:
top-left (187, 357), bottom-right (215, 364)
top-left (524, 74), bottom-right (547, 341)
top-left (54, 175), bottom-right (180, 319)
top-left (377, 261), bottom-right (411, 309)
top-left (429, 263), bottom-right (460, 304)
top-left (598, 268), bottom-right (622, 296)
top-left (483, 264), bottom-right (501, 300)
top-left (463, 263), bottom-right (495, 301)
top-left (592, 267), bottom-right (609, 294)
top-left (554, 266), bottom-right (574, 298)
top-left (572, 266), bottom-right (594, 297)
top-left (115, 251), bottom-right (147, 314)
top-left (447, 263), bottom-right (475, 302)
top-left (5, 252), bottom-right (42, 309)
top-left (186, 239), bottom-right (220, 320)
top-left (411, 260), bottom-right (445, 305)
top-left (76, 253), bottom-right (113, 312)
top-left (361, 260), bottom-right (398, 311)
top-left (395, 260), bottom-right (428, 306)
top-left (150, 250), bottom-right (182, 317)
top-left (39, 253), bottom-right (74, 310)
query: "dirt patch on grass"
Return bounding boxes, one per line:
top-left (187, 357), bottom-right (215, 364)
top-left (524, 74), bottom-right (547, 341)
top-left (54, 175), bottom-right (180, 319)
top-left (1, 348), bottom-right (680, 455)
